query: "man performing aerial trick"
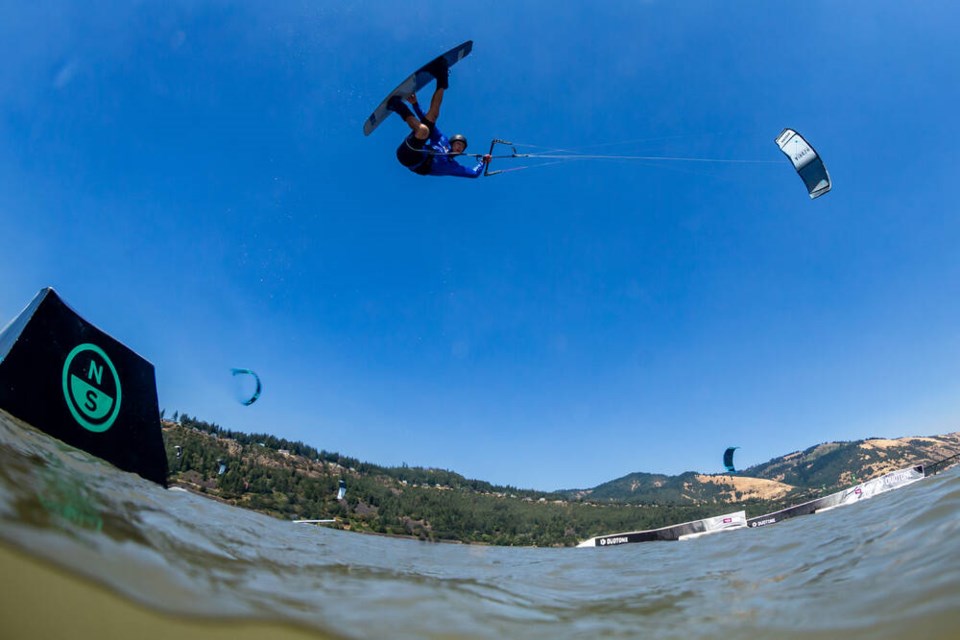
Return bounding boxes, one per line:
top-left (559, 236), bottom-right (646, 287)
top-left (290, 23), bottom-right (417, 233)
top-left (368, 42), bottom-right (833, 194)
top-left (386, 56), bottom-right (491, 178)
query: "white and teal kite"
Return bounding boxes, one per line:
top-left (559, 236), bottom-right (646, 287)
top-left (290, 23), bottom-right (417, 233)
top-left (775, 128), bottom-right (831, 199)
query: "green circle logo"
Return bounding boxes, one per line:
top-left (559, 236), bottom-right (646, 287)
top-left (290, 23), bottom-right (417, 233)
top-left (62, 343), bottom-right (122, 433)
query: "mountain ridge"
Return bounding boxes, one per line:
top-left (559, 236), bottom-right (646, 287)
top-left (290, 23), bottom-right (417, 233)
top-left (161, 412), bottom-right (960, 545)
top-left (565, 433), bottom-right (960, 504)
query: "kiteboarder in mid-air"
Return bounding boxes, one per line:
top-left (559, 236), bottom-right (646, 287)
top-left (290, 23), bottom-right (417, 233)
top-left (386, 57), bottom-right (491, 178)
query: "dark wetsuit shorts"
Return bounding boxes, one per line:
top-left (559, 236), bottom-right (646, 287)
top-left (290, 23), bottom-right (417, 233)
top-left (396, 120), bottom-right (435, 175)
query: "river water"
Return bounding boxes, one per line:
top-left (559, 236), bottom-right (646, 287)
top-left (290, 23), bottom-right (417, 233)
top-left (1, 410), bottom-right (958, 639)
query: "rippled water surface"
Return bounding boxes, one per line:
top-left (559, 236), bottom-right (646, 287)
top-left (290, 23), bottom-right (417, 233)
top-left (2, 411), bottom-right (959, 639)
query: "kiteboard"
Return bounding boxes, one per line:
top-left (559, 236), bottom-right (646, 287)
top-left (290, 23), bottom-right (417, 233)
top-left (362, 40), bottom-right (473, 136)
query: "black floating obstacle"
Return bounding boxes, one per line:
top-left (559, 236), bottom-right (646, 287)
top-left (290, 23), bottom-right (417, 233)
top-left (0, 288), bottom-right (168, 486)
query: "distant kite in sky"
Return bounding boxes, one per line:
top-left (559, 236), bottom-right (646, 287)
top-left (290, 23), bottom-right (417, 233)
top-left (723, 447), bottom-right (739, 474)
top-left (775, 128), bottom-right (831, 199)
top-left (231, 368), bottom-right (262, 406)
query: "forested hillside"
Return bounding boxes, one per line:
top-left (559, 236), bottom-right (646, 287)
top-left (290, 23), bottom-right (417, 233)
top-left (162, 412), bottom-right (960, 546)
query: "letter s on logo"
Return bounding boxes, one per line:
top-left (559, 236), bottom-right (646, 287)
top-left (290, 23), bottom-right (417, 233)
top-left (85, 389), bottom-right (99, 412)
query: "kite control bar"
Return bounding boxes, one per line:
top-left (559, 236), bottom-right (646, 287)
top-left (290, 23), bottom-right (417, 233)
top-left (482, 139), bottom-right (530, 176)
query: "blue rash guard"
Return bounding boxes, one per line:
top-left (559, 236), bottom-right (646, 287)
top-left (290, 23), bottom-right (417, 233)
top-left (404, 102), bottom-right (484, 179)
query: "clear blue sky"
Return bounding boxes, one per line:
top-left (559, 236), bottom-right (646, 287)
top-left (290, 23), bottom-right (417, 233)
top-left (2, 2), bottom-right (959, 491)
